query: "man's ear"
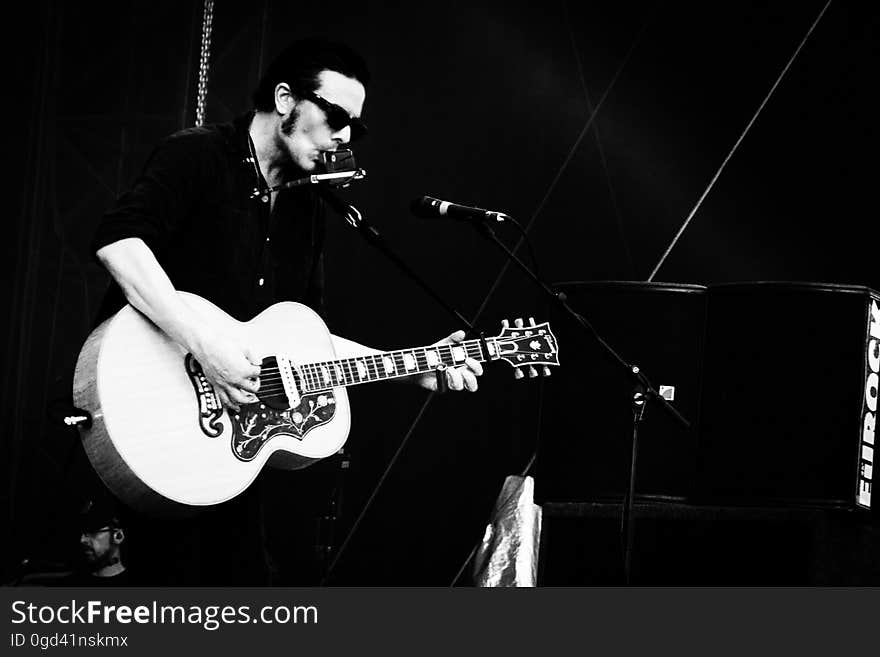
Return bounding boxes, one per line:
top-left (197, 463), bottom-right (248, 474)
top-left (274, 83), bottom-right (296, 115)
top-left (112, 529), bottom-right (125, 545)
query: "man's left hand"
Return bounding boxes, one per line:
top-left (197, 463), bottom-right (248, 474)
top-left (414, 330), bottom-right (483, 392)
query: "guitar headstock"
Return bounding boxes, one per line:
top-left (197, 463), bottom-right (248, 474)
top-left (493, 317), bottom-right (560, 379)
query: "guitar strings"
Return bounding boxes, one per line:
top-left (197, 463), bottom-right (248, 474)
top-left (252, 341), bottom-right (491, 378)
top-left (255, 348), bottom-right (487, 387)
top-left (239, 348), bottom-right (491, 397)
top-left (253, 337), bottom-right (508, 373)
top-left (220, 335), bottom-right (553, 398)
top-left (250, 338), bottom-right (549, 391)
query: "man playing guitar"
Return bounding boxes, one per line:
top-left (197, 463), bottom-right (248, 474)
top-left (89, 39), bottom-right (482, 584)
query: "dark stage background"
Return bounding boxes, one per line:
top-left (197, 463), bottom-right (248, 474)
top-left (3, 1), bottom-right (878, 585)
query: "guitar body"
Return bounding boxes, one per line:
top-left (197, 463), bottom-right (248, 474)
top-left (74, 293), bottom-right (350, 516)
top-left (73, 292), bottom-right (560, 516)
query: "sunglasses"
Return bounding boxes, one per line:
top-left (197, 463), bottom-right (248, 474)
top-left (303, 91), bottom-right (368, 142)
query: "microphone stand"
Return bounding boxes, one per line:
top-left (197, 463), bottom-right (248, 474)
top-left (316, 186), bottom-right (495, 584)
top-left (468, 217), bottom-right (691, 584)
top-left (319, 188), bottom-right (480, 337)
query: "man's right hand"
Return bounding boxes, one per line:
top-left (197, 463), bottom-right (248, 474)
top-left (94, 239), bottom-right (263, 413)
top-left (191, 332), bottom-right (262, 412)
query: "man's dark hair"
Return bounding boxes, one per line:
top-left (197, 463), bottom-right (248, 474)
top-left (252, 38), bottom-right (370, 112)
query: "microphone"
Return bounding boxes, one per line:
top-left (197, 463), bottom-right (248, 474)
top-left (410, 196), bottom-right (508, 223)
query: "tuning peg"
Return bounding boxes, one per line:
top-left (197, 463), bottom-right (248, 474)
top-left (514, 318), bottom-right (524, 328)
top-left (542, 366), bottom-right (552, 377)
top-left (514, 369), bottom-right (525, 380)
top-left (529, 317), bottom-right (536, 326)
top-left (528, 366), bottom-right (538, 378)
top-left (501, 319), bottom-right (510, 329)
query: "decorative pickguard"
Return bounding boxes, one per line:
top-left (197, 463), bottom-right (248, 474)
top-left (229, 392), bottom-right (337, 461)
top-left (185, 354), bottom-right (336, 461)
top-left (185, 354), bottom-right (224, 438)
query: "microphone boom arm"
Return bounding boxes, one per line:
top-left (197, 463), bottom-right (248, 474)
top-left (319, 189), bottom-right (479, 336)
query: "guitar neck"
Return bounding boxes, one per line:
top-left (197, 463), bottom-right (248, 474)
top-left (293, 338), bottom-right (498, 393)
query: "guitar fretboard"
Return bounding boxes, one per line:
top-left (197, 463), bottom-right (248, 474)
top-left (293, 338), bottom-right (495, 392)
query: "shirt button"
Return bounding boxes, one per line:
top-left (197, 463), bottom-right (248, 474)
top-left (258, 278), bottom-right (264, 286)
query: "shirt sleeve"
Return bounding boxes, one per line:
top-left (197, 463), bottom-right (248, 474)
top-left (91, 130), bottom-right (208, 258)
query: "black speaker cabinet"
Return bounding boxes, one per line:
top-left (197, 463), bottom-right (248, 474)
top-left (696, 282), bottom-right (879, 513)
top-left (538, 502), bottom-right (880, 585)
top-left (535, 281), bottom-right (707, 504)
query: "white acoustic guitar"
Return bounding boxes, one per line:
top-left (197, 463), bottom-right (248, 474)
top-left (73, 292), bottom-right (560, 515)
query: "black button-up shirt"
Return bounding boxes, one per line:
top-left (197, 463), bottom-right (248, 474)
top-left (93, 112), bottom-right (325, 324)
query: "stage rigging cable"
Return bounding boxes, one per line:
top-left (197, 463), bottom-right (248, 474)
top-left (647, 0), bottom-right (833, 281)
